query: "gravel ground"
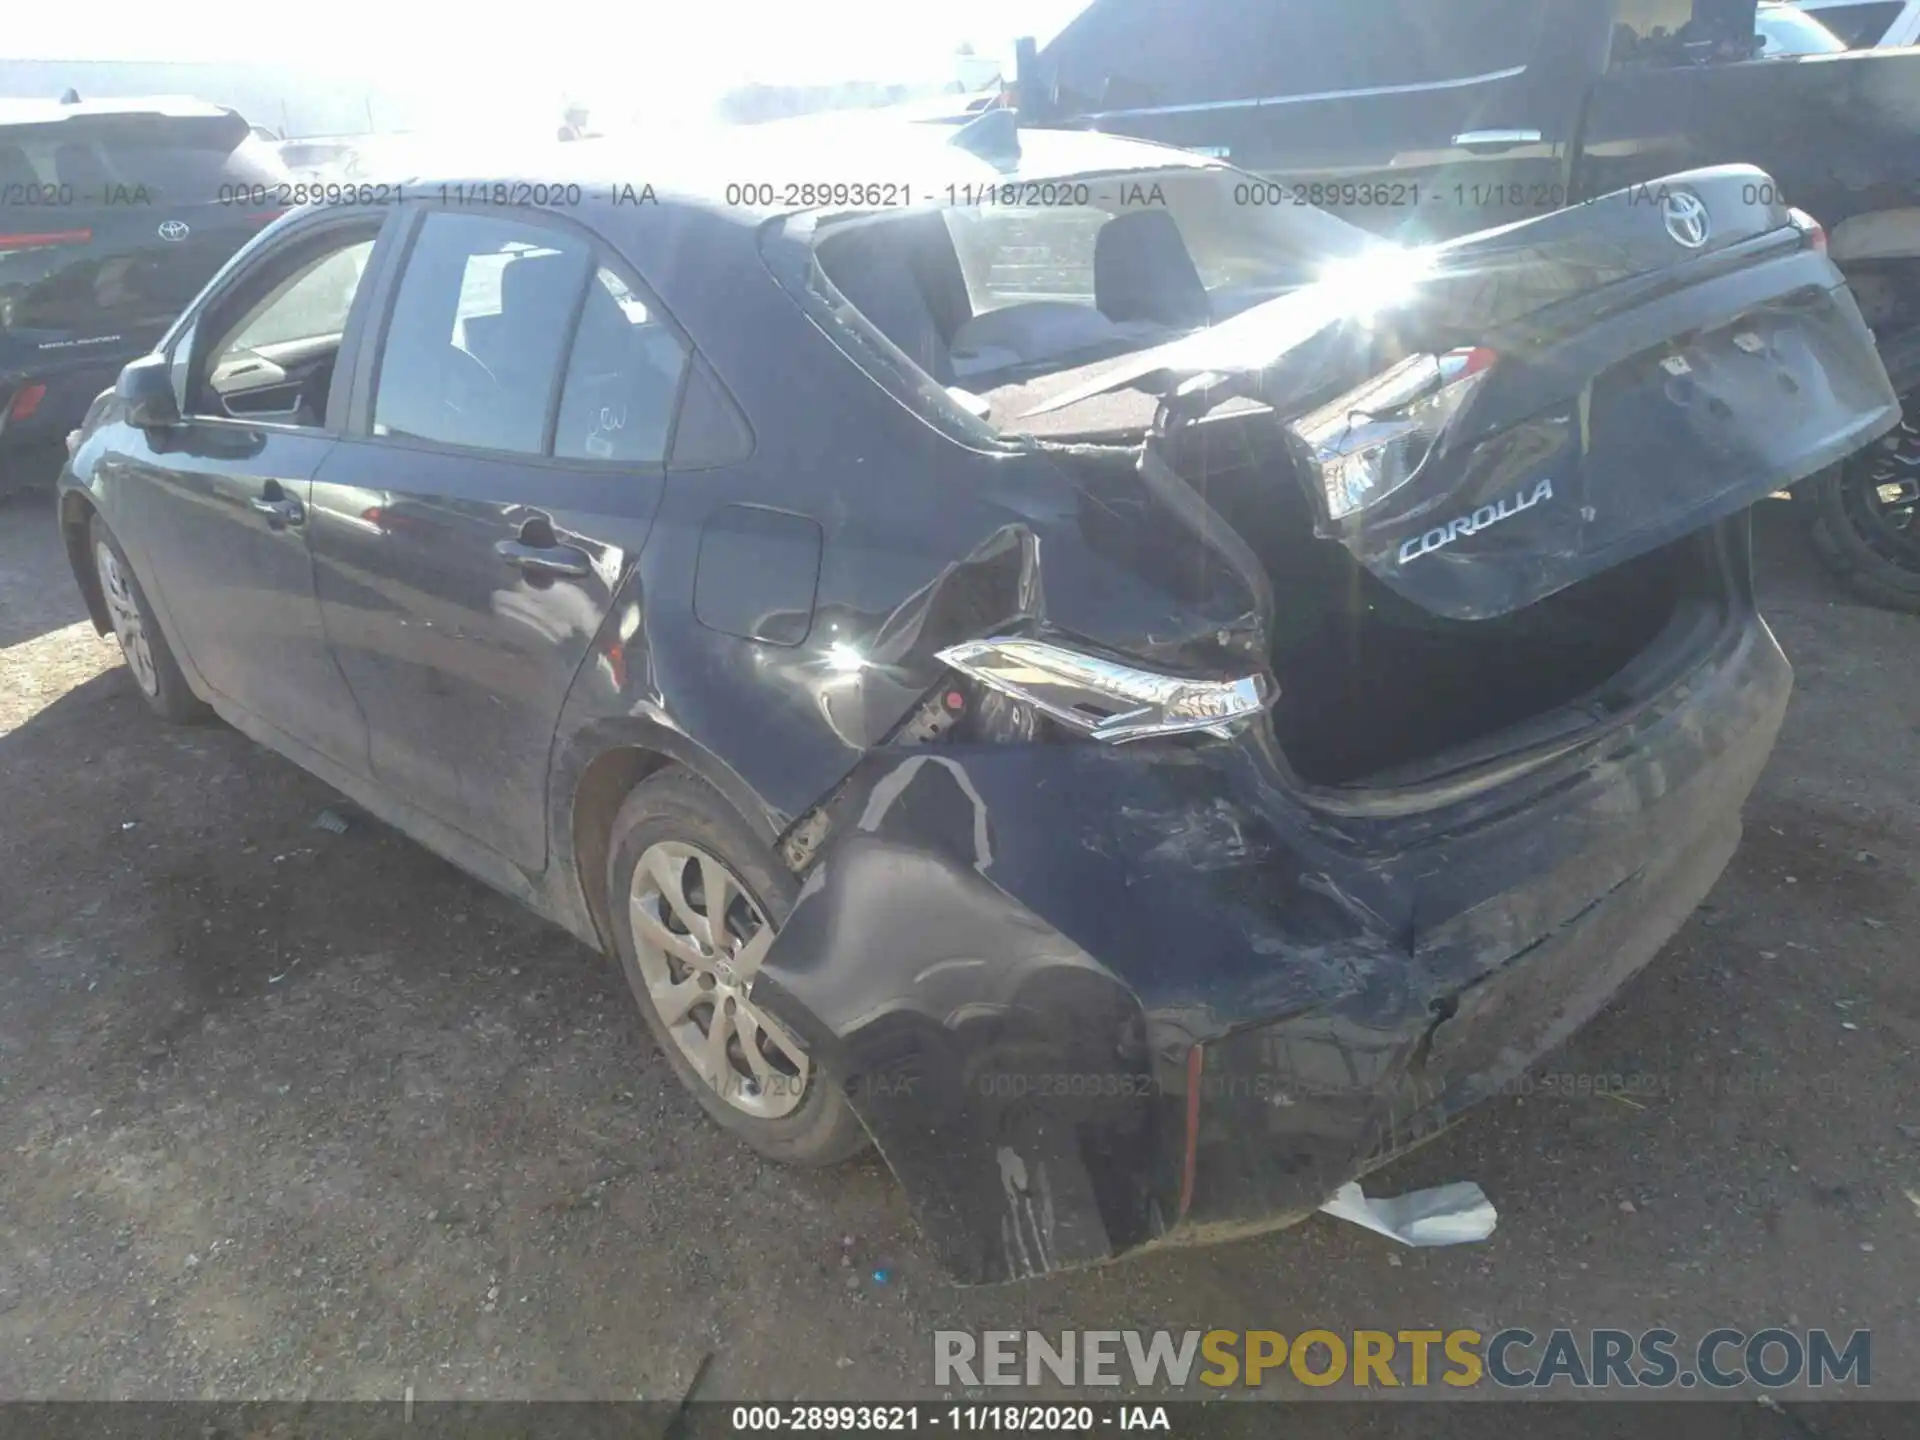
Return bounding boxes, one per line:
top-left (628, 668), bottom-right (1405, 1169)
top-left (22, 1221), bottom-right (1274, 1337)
top-left (0, 490), bottom-right (1916, 1407)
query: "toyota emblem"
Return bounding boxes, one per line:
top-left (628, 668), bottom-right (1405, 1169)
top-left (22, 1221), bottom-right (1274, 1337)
top-left (157, 219), bottom-right (190, 242)
top-left (1662, 191), bottom-right (1710, 250)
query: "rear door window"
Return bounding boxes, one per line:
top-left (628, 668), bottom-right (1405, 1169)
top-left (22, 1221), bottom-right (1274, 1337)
top-left (551, 266), bottom-right (688, 463)
top-left (371, 210), bottom-right (592, 455)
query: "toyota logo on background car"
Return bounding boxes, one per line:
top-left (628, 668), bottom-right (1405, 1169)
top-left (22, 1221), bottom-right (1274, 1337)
top-left (1662, 192), bottom-right (1711, 249)
top-left (157, 220), bottom-right (191, 242)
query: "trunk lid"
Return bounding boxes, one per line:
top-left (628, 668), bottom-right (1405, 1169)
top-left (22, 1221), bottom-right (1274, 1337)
top-left (1041, 165), bottom-right (1902, 620)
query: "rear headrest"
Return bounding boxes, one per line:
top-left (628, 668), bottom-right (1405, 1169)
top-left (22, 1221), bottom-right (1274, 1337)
top-left (1093, 209), bottom-right (1210, 329)
top-left (500, 252), bottom-right (585, 317)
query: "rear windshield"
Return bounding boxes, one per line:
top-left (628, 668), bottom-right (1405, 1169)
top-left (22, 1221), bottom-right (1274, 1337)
top-left (0, 114), bottom-right (286, 204)
top-left (790, 165), bottom-right (1371, 439)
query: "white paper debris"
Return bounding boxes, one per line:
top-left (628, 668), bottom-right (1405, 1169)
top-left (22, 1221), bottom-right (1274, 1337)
top-left (1319, 1180), bottom-right (1498, 1246)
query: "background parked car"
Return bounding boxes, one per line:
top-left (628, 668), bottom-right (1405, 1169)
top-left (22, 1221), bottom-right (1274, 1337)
top-left (1, 94), bottom-right (291, 495)
top-left (1019, 0), bottom-right (1920, 610)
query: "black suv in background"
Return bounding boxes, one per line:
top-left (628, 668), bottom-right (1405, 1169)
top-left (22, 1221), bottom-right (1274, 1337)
top-left (1, 96), bottom-right (291, 493)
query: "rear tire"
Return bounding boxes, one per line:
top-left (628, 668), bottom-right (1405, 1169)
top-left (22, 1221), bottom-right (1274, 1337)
top-left (1800, 405), bottom-right (1920, 614)
top-left (88, 514), bottom-right (211, 722)
top-left (606, 769), bottom-right (868, 1167)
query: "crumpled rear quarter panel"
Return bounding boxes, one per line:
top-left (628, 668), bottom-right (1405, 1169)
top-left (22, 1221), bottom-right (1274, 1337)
top-left (752, 606), bottom-right (1791, 1284)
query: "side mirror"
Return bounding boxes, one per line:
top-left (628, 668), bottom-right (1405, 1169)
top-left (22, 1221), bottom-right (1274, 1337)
top-left (116, 354), bottom-right (180, 429)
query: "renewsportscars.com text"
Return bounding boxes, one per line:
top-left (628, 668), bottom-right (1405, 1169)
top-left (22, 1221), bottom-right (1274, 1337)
top-left (933, 1328), bottom-right (1870, 1390)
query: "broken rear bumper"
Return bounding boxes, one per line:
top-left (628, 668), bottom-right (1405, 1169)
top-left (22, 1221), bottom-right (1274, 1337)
top-left (753, 602), bottom-right (1791, 1283)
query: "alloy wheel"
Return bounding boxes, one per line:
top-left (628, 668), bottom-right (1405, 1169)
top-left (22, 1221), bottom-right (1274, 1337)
top-left (94, 540), bottom-right (159, 698)
top-left (627, 840), bottom-right (810, 1119)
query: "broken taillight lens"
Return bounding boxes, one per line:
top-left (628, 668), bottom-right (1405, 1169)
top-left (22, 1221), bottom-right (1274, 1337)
top-left (1290, 347), bottom-right (1496, 521)
top-left (935, 638), bottom-right (1273, 743)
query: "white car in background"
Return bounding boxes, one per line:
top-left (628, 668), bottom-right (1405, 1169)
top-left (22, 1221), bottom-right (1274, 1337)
top-left (1792, 0), bottom-right (1920, 46)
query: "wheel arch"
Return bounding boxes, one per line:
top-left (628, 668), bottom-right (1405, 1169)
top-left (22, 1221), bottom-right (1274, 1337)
top-left (557, 719), bottom-right (786, 955)
top-left (59, 488), bottom-right (111, 635)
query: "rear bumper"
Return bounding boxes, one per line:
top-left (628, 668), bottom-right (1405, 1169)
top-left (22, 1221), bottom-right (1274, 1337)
top-left (755, 598), bottom-right (1792, 1283)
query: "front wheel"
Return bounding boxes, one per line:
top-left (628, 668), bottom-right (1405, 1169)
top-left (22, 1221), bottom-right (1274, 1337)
top-left (606, 769), bottom-right (868, 1166)
top-left (1801, 405), bottom-right (1920, 614)
top-left (89, 514), bottom-right (210, 722)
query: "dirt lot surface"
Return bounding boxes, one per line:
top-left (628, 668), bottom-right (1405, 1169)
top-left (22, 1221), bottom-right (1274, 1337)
top-left (1, 490), bottom-right (1916, 1410)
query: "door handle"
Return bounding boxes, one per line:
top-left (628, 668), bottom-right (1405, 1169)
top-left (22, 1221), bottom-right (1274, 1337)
top-left (495, 538), bottom-right (591, 578)
top-left (1451, 128), bottom-right (1543, 152)
top-left (248, 492), bottom-right (305, 528)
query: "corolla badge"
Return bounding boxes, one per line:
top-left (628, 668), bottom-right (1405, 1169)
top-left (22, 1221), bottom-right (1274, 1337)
top-left (157, 219), bottom-right (190, 242)
top-left (1398, 478), bottom-right (1555, 565)
top-left (1662, 191), bottom-right (1710, 249)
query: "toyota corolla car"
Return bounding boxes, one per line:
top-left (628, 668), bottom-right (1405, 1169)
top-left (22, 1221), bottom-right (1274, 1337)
top-left (57, 116), bottom-right (1898, 1283)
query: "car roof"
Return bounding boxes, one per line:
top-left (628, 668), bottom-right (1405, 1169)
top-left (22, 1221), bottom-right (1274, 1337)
top-left (367, 117), bottom-right (1224, 228)
top-left (0, 94), bottom-right (240, 129)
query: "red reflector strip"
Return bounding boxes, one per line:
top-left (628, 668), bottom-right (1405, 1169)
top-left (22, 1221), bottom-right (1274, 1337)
top-left (0, 228), bottom-right (93, 249)
top-left (248, 208), bottom-right (290, 226)
top-left (10, 383), bottom-right (48, 421)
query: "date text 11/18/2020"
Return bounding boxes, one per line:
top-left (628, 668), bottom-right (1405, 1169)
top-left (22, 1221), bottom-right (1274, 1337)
top-left (726, 1405), bottom-right (1173, 1432)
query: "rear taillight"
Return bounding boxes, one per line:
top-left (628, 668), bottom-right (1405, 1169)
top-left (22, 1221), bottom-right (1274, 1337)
top-left (935, 638), bottom-right (1273, 743)
top-left (1789, 207), bottom-right (1827, 253)
top-left (1289, 346), bottom-right (1497, 522)
top-left (248, 208), bottom-right (290, 226)
top-left (10, 383), bottom-right (47, 421)
top-left (0, 228), bottom-right (93, 251)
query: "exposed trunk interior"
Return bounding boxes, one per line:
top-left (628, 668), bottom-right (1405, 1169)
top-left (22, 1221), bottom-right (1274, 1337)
top-left (1159, 412), bottom-right (1724, 787)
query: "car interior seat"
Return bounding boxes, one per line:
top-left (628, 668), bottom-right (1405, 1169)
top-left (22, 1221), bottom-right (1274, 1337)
top-left (1093, 209), bottom-right (1211, 330)
top-left (817, 225), bottom-right (957, 386)
top-left (459, 253), bottom-right (582, 376)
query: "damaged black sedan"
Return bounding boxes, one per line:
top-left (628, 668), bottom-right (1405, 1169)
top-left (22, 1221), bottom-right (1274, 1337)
top-left (58, 117), bottom-right (1899, 1283)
